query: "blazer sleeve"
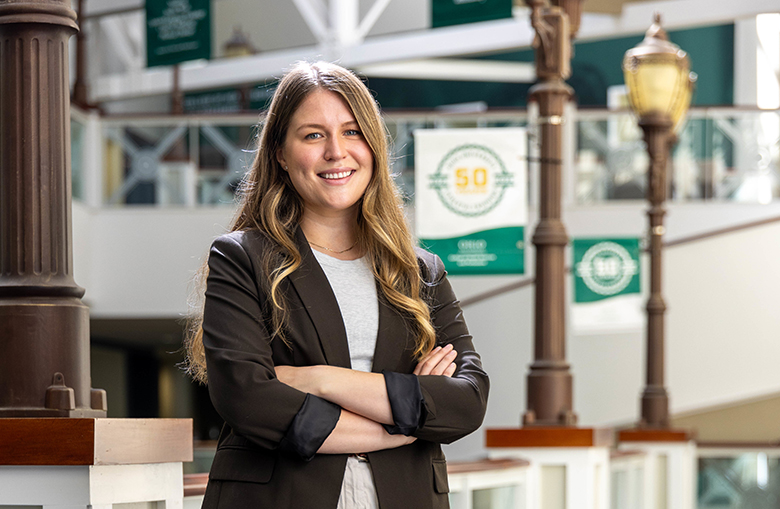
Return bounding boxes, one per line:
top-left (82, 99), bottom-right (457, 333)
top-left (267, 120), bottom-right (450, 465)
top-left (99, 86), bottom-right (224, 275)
top-left (202, 233), bottom-right (340, 460)
top-left (412, 250), bottom-right (490, 444)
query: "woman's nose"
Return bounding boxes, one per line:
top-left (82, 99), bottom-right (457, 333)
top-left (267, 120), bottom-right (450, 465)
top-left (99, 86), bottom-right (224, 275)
top-left (324, 136), bottom-right (346, 160)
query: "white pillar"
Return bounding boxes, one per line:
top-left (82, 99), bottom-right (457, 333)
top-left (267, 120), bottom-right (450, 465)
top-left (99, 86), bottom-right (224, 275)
top-left (617, 440), bottom-right (697, 509)
top-left (0, 463), bottom-right (185, 509)
top-left (734, 17), bottom-right (759, 107)
top-left (489, 446), bottom-right (610, 509)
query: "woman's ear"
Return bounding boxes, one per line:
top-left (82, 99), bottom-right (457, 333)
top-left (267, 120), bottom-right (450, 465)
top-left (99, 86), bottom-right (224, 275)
top-left (276, 148), bottom-right (287, 172)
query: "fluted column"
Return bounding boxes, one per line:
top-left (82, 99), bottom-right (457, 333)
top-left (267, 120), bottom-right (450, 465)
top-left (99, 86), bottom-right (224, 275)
top-left (0, 0), bottom-right (105, 417)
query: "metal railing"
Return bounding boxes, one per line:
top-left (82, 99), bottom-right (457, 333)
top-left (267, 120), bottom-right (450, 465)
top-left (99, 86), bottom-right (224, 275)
top-left (70, 107), bottom-right (780, 208)
top-left (576, 107), bottom-right (780, 204)
top-left (697, 444), bottom-right (780, 509)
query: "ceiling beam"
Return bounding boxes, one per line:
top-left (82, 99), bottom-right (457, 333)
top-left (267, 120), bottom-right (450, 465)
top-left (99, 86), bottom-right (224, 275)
top-left (356, 58), bottom-right (535, 83)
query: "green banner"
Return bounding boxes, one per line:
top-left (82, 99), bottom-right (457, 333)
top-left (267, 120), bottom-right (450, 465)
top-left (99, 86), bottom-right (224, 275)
top-left (573, 238), bottom-right (640, 303)
top-left (431, 0), bottom-right (513, 29)
top-left (421, 226), bottom-right (524, 275)
top-left (146, 0), bottom-right (211, 68)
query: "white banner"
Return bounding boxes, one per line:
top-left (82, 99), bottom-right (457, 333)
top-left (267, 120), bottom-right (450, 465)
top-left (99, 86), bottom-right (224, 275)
top-left (414, 128), bottom-right (527, 274)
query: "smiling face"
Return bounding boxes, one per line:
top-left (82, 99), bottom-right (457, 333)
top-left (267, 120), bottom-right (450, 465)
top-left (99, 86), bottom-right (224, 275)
top-left (276, 89), bottom-right (374, 222)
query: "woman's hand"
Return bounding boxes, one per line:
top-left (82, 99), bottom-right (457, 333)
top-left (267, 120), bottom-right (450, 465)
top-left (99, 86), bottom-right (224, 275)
top-left (413, 343), bottom-right (457, 377)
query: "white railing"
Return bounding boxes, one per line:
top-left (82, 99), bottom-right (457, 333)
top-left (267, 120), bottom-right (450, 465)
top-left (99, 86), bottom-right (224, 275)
top-left (70, 106), bottom-right (780, 208)
top-left (182, 458), bottom-right (531, 509)
top-left (697, 443), bottom-right (780, 509)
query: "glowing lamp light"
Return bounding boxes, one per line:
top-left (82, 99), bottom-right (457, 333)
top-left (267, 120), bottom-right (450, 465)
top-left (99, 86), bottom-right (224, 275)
top-left (623, 14), bottom-right (696, 133)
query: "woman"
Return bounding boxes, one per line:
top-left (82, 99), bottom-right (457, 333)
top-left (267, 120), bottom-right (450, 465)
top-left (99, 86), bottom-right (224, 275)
top-left (185, 61), bottom-right (489, 509)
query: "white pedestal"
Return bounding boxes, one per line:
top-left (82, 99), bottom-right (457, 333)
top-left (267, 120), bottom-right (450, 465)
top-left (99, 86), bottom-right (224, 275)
top-left (0, 462), bottom-right (184, 509)
top-left (617, 440), bottom-right (697, 509)
top-left (489, 446), bottom-right (610, 509)
top-left (486, 427), bottom-right (613, 509)
top-left (0, 418), bottom-right (192, 509)
top-left (447, 459), bottom-right (531, 509)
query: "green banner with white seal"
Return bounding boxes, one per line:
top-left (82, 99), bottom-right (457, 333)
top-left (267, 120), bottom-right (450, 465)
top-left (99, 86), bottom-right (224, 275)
top-left (573, 238), bottom-right (641, 303)
top-left (415, 128), bottom-right (527, 275)
top-left (432, 0), bottom-right (513, 28)
top-left (146, 0), bottom-right (211, 68)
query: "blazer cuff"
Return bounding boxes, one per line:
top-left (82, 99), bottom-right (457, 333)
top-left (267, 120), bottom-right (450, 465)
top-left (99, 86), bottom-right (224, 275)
top-left (278, 393), bottom-right (341, 461)
top-left (381, 370), bottom-right (427, 436)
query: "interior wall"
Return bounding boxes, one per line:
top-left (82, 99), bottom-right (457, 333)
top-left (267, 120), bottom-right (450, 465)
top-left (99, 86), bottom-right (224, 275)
top-left (91, 345), bottom-right (129, 418)
top-left (73, 206), bottom-right (235, 317)
top-left (441, 219), bottom-right (780, 461)
top-left (73, 200), bottom-right (780, 458)
top-left (665, 221), bottom-right (780, 414)
top-left (671, 392), bottom-right (780, 442)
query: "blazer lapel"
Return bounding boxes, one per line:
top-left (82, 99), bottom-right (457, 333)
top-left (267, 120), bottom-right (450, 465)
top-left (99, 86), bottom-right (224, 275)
top-left (288, 228), bottom-right (352, 369)
top-left (371, 293), bottom-right (414, 373)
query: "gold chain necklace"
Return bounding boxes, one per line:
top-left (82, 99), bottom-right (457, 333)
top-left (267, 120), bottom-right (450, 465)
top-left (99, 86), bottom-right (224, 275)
top-left (308, 240), bottom-right (358, 254)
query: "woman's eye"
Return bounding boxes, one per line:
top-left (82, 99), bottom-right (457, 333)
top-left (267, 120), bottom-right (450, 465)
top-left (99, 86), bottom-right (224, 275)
top-left (345, 129), bottom-right (362, 136)
top-left (304, 132), bottom-right (322, 140)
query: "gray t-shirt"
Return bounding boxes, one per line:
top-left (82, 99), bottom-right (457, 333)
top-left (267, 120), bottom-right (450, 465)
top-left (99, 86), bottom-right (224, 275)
top-left (311, 250), bottom-right (379, 373)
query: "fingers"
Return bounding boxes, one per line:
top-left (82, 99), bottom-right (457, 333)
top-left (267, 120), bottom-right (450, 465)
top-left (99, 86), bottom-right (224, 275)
top-left (413, 344), bottom-right (458, 377)
top-left (443, 362), bottom-right (457, 377)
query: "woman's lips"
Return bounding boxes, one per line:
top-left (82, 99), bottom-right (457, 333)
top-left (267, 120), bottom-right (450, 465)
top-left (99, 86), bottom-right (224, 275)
top-left (318, 169), bottom-right (355, 180)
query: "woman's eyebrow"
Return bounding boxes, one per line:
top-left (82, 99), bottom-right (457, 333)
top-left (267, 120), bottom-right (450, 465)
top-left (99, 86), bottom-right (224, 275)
top-left (295, 120), bottom-right (359, 131)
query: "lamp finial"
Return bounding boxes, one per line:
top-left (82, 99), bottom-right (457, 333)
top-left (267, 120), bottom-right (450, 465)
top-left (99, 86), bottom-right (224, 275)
top-left (647, 13), bottom-right (669, 41)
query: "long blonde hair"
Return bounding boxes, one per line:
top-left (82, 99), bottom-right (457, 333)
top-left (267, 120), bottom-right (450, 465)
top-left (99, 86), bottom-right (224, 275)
top-left (184, 61), bottom-right (436, 384)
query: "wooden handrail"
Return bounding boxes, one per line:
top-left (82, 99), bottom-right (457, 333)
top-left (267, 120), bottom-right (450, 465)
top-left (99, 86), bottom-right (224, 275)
top-left (459, 277), bottom-right (534, 308)
top-left (460, 214), bottom-right (780, 308)
top-left (182, 458), bottom-right (530, 498)
top-left (664, 214), bottom-right (780, 248)
top-left (697, 440), bottom-right (780, 449)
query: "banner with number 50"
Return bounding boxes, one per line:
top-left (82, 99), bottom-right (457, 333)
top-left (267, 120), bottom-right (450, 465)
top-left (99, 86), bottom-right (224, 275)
top-left (414, 128), bottom-right (527, 275)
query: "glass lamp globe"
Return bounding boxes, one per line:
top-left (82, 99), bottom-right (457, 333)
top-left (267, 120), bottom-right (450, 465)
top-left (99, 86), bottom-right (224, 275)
top-left (623, 14), bottom-right (694, 131)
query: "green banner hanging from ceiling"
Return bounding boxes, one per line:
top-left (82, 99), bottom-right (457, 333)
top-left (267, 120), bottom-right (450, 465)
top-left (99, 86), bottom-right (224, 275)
top-left (146, 0), bottom-right (211, 68)
top-left (431, 0), bottom-right (513, 29)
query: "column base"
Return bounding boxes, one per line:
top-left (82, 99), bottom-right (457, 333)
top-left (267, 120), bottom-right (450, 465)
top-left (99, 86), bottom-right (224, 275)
top-left (0, 418), bottom-right (192, 465)
top-left (618, 428), bottom-right (696, 509)
top-left (486, 427), bottom-right (612, 509)
top-left (0, 418), bottom-right (192, 508)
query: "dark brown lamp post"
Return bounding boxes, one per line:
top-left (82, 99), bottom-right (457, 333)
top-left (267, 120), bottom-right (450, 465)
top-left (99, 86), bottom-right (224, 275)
top-left (623, 14), bottom-right (695, 428)
top-left (487, 0), bottom-right (615, 458)
top-left (521, 0), bottom-right (583, 427)
top-left (0, 0), bottom-right (106, 417)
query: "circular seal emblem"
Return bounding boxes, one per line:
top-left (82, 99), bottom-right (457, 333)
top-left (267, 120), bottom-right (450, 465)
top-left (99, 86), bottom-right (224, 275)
top-left (428, 144), bottom-right (514, 217)
top-left (575, 241), bottom-right (638, 296)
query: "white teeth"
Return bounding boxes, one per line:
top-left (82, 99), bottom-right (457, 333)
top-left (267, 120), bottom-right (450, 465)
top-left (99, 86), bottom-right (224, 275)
top-left (321, 170), bottom-right (352, 180)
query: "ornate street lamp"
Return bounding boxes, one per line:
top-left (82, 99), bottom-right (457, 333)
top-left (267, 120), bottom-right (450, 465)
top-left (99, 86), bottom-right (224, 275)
top-left (622, 14), bottom-right (695, 428)
top-left (520, 0), bottom-right (584, 427)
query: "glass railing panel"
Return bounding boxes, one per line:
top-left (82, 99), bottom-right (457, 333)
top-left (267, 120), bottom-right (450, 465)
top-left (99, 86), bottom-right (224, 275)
top-left (698, 451), bottom-right (780, 509)
top-left (471, 485), bottom-right (516, 509)
top-left (103, 123), bottom-right (193, 205)
top-left (100, 118), bottom-right (260, 206)
top-left (196, 124), bottom-right (257, 205)
top-left (86, 108), bottom-right (777, 208)
top-left (574, 108), bottom-right (780, 205)
top-left (575, 113), bottom-right (647, 203)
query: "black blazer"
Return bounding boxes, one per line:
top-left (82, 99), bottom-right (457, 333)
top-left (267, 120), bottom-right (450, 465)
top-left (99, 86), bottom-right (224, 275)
top-left (201, 228), bottom-right (489, 509)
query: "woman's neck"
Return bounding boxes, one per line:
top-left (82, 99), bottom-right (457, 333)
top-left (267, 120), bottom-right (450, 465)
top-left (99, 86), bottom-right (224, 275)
top-left (300, 211), bottom-right (362, 261)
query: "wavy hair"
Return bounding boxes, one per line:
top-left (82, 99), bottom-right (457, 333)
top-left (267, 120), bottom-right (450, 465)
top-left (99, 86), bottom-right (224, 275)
top-left (184, 61), bottom-right (436, 384)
